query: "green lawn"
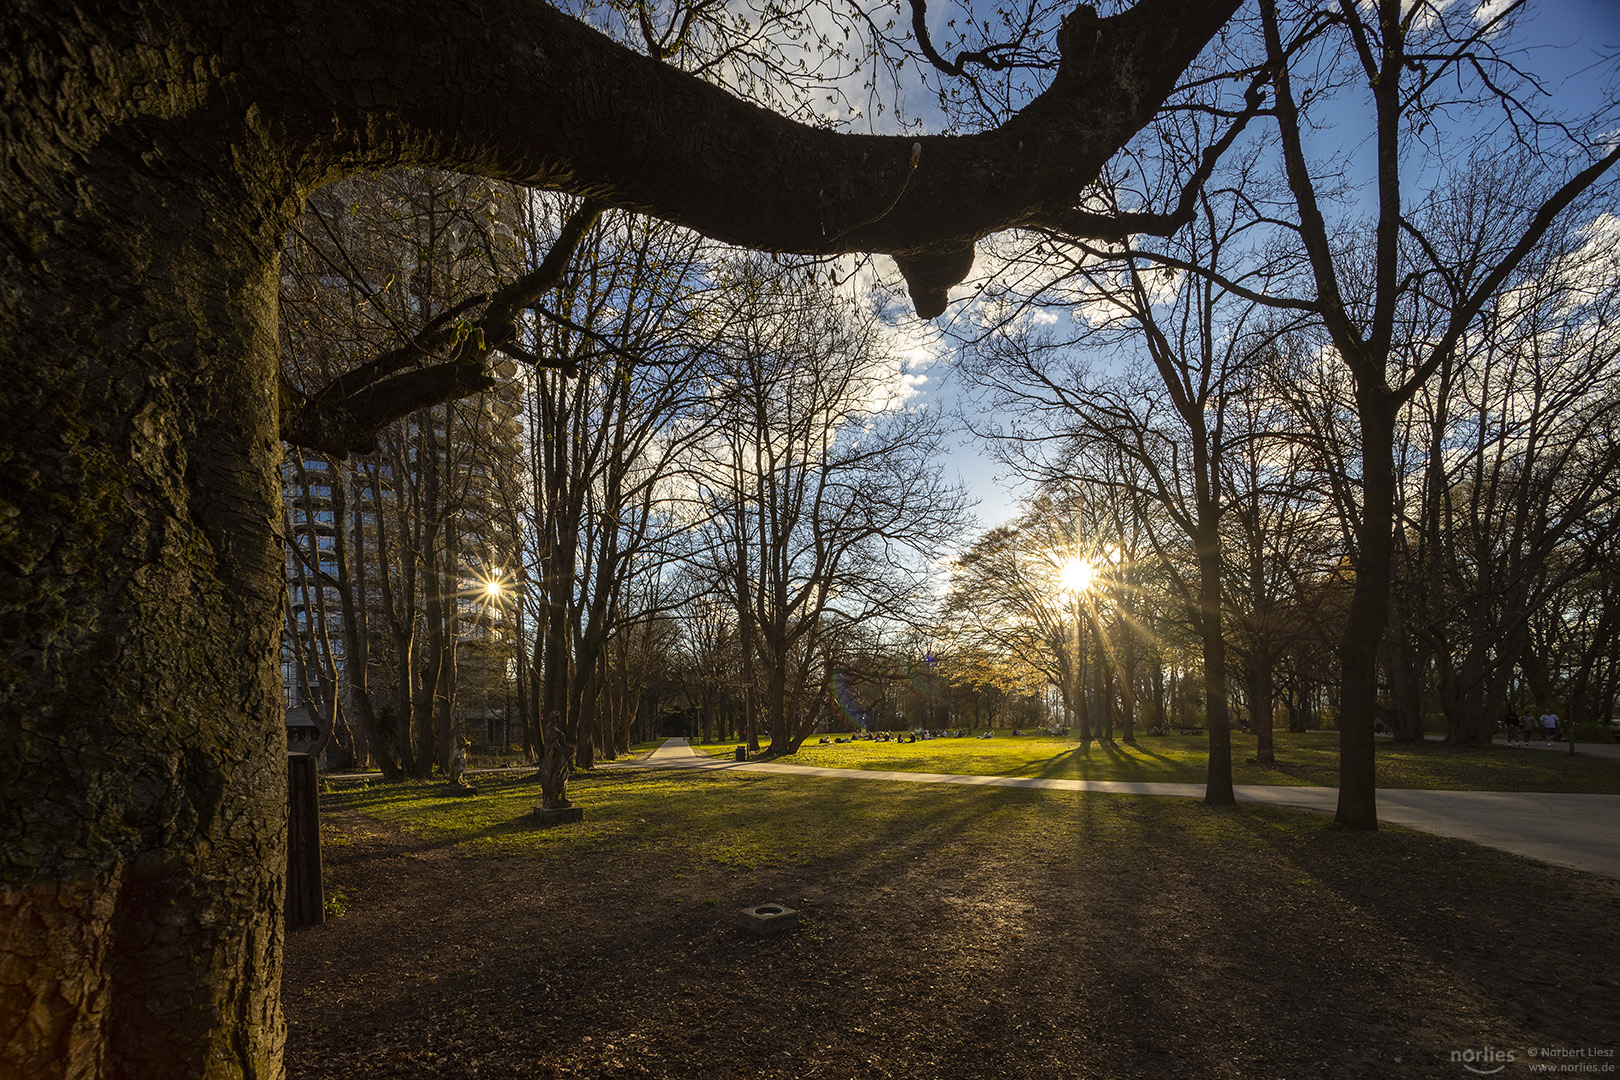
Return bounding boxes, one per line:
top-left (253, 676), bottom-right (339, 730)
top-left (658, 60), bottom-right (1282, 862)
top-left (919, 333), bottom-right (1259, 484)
top-left (319, 767), bottom-right (1524, 877)
top-left (331, 767), bottom-right (1120, 869)
top-left (691, 729), bottom-right (1620, 794)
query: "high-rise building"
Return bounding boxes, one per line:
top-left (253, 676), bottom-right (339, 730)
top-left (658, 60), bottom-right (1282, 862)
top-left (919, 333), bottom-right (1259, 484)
top-left (279, 169), bottom-right (530, 768)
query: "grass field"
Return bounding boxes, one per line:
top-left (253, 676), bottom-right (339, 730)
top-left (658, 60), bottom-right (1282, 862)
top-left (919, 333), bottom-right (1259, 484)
top-left (689, 729), bottom-right (1620, 793)
top-left (296, 750), bottom-right (1620, 1079)
top-left (321, 765), bottom-right (1533, 874)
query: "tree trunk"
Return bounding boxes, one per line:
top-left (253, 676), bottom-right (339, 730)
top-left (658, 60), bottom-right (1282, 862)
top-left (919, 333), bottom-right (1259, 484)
top-left (1336, 395), bottom-right (1399, 830)
top-left (1075, 617), bottom-right (1093, 748)
top-left (1283, 674), bottom-right (1304, 733)
top-left (1119, 656), bottom-right (1138, 744)
top-left (370, 451), bottom-right (420, 776)
top-left (414, 424), bottom-right (443, 778)
top-left (1, 144), bottom-right (290, 1075)
top-left (1093, 647), bottom-right (1113, 743)
top-left (514, 596), bottom-right (538, 763)
top-left (1381, 613), bottom-right (1427, 743)
top-left (433, 496), bottom-right (463, 775)
top-left (572, 674), bottom-right (598, 770)
top-left (1248, 649), bottom-right (1275, 766)
top-left (333, 461), bottom-right (400, 776)
top-left (1437, 643), bottom-right (1494, 745)
top-left (1197, 532), bottom-right (1236, 806)
top-left (741, 620), bottom-right (760, 754)
top-left (394, 626), bottom-right (420, 776)
top-left (763, 651), bottom-right (791, 756)
top-left (1152, 662), bottom-right (1167, 733)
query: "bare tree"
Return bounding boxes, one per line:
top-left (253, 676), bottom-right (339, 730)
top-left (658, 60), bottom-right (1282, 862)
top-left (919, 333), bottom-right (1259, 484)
top-left (517, 204), bottom-right (719, 807)
top-left (1252, 0), bottom-right (1619, 826)
top-left (695, 258), bottom-right (970, 756)
top-left (1398, 184), bottom-right (1620, 742)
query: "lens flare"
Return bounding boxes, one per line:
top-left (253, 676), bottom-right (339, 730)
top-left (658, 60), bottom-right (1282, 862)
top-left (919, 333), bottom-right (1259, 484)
top-left (1058, 557), bottom-right (1095, 594)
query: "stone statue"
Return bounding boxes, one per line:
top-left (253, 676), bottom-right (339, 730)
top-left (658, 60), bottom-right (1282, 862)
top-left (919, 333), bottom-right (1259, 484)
top-left (539, 711), bottom-right (572, 810)
top-left (440, 734), bottom-right (477, 796)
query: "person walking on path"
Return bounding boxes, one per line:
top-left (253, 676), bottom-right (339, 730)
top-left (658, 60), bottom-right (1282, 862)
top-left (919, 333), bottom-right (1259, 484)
top-left (1541, 709), bottom-right (1561, 744)
top-left (1504, 706), bottom-right (1520, 744)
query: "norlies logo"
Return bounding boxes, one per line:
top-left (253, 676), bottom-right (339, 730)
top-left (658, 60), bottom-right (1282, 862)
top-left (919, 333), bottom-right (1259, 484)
top-left (1453, 1047), bottom-right (1517, 1074)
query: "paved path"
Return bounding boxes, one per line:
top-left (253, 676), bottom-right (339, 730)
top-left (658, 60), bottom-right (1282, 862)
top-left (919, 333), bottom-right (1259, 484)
top-left (1488, 738), bottom-right (1620, 760)
top-left (634, 739), bottom-right (1620, 880)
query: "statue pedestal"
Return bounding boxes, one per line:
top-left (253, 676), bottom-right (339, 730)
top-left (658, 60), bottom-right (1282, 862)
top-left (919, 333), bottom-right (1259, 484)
top-left (533, 805), bottom-right (585, 825)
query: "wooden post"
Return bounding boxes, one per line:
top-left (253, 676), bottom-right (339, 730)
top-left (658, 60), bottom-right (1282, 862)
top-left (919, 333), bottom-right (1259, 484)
top-left (286, 753), bottom-right (324, 928)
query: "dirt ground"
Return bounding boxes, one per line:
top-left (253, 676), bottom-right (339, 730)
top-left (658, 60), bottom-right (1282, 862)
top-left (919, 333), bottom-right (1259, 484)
top-left (283, 797), bottom-right (1620, 1079)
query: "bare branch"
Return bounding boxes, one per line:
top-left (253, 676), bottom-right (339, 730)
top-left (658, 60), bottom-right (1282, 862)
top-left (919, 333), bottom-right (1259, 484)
top-left (282, 200), bottom-right (606, 454)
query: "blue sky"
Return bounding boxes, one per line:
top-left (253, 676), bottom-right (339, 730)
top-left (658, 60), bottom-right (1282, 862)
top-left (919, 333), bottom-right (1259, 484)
top-left (919, 0), bottom-right (1620, 535)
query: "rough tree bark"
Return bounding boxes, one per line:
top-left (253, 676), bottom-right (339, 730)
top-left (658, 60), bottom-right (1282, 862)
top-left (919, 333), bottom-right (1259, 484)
top-left (0, 0), bottom-right (1238, 1074)
top-left (1, 127), bottom-right (290, 1077)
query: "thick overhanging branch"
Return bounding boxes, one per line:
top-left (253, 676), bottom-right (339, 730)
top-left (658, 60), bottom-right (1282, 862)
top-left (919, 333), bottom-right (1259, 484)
top-left (310, 292), bottom-right (490, 406)
top-left (254, 0), bottom-right (1242, 318)
top-left (281, 201), bottom-right (605, 455)
top-left (283, 359), bottom-right (501, 456)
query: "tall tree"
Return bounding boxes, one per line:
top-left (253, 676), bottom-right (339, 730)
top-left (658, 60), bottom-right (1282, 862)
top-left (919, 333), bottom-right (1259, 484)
top-left (696, 258), bottom-right (968, 756)
top-left (1254, 0), bottom-right (1619, 826)
top-left (1221, 347), bottom-right (1336, 763)
top-left (962, 157), bottom-right (1281, 804)
top-left (520, 205), bottom-right (715, 808)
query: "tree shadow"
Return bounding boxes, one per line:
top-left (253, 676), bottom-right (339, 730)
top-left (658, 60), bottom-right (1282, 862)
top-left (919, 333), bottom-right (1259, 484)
top-left (1031, 739), bottom-right (1208, 785)
top-left (1215, 805), bottom-right (1620, 1047)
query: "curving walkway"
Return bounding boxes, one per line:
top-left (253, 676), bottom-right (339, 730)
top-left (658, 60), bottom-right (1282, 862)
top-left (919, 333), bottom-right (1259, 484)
top-left (632, 738), bottom-right (1620, 880)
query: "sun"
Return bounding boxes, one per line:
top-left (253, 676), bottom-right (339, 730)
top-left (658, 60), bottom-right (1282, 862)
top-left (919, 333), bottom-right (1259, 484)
top-left (1058, 557), bottom-right (1095, 595)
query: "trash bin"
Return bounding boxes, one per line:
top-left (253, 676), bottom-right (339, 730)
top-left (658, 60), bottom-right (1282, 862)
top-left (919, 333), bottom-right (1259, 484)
top-left (734, 745), bottom-right (747, 762)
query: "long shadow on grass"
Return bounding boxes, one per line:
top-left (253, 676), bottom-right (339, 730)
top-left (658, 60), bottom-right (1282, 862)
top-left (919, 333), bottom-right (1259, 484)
top-left (1119, 739), bottom-right (1177, 764)
top-left (324, 773), bottom-right (578, 856)
top-left (1029, 738), bottom-right (1209, 785)
top-left (1216, 806), bottom-right (1620, 1046)
top-left (664, 768), bottom-right (1025, 879)
top-left (328, 767), bottom-right (1027, 876)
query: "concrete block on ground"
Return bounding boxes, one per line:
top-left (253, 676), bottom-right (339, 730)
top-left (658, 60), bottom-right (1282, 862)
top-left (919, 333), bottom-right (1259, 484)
top-left (735, 902), bottom-right (800, 936)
